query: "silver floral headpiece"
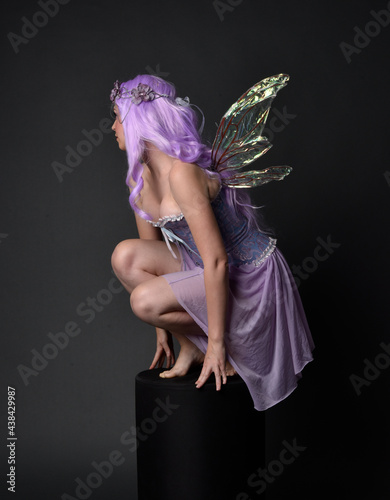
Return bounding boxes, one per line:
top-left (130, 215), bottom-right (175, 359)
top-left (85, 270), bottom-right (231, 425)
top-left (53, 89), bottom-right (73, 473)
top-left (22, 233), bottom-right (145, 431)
top-left (110, 81), bottom-right (170, 105)
top-left (110, 80), bottom-right (204, 133)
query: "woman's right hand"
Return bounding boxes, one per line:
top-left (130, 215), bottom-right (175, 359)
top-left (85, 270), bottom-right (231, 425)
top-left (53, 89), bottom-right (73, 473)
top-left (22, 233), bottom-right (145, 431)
top-left (149, 328), bottom-right (175, 369)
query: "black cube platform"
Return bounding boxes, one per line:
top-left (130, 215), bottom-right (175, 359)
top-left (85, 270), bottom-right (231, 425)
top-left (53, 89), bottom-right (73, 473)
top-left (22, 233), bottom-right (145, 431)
top-left (135, 366), bottom-right (265, 500)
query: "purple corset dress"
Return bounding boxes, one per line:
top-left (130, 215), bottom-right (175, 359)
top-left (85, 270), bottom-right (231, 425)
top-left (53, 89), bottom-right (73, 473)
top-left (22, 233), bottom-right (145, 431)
top-left (148, 191), bottom-right (314, 411)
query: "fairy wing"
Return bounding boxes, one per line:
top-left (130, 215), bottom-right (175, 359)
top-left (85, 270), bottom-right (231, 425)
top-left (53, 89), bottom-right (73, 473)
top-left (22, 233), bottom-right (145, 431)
top-left (210, 73), bottom-right (292, 187)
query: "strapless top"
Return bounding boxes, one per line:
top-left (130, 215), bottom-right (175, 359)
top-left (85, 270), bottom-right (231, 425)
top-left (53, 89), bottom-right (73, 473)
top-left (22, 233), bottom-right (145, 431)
top-left (146, 192), bottom-right (276, 268)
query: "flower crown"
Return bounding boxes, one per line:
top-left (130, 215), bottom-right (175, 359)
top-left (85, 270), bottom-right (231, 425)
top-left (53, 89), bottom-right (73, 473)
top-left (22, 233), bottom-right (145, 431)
top-left (110, 81), bottom-right (170, 105)
top-left (110, 80), bottom-right (204, 133)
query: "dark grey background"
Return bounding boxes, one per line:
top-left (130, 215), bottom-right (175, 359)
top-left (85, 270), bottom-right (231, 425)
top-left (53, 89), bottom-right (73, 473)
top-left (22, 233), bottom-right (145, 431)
top-left (1, 0), bottom-right (389, 498)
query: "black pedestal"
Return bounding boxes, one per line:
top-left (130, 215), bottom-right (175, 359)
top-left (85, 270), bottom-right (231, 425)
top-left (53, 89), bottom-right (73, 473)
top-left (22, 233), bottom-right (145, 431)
top-left (135, 367), bottom-right (265, 500)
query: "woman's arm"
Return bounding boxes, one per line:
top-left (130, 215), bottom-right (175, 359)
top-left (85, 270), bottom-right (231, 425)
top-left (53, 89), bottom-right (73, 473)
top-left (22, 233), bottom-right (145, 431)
top-left (169, 161), bottom-right (229, 390)
top-left (130, 179), bottom-right (175, 369)
top-left (134, 212), bottom-right (162, 241)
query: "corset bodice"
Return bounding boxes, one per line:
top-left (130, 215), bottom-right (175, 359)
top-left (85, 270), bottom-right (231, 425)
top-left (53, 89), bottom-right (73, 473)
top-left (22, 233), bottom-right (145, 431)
top-left (146, 192), bottom-right (276, 268)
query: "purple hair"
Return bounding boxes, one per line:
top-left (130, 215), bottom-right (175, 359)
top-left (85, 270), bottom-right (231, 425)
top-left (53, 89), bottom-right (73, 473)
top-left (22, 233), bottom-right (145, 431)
top-left (113, 74), bottom-right (261, 230)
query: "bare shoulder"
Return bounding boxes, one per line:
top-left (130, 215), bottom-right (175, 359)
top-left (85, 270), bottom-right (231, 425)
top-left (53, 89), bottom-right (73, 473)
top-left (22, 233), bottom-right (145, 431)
top-left (169, 160), bottom-right (205, 185)
top-left (169, 160), bottom-right (218, 199)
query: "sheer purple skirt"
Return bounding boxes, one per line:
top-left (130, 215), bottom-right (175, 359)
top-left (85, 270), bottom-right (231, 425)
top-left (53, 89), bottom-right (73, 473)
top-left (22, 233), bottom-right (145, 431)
top-left (163, 246), bottom-right (314, 411)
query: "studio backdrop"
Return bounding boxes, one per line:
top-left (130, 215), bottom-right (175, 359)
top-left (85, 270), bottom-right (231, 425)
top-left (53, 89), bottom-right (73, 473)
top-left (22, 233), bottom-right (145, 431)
top-left (1, 0), bottom-right (389, 499)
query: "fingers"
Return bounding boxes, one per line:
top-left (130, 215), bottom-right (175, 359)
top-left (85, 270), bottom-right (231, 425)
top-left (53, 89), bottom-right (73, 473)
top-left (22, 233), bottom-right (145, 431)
top-left (215, 369), bottom-right (228, 390)
top-left (150, 344), bottom-right (175, 370)
top-left (215, 373), bottom-right (221, 391)
top-left (164, 346), bottom-right (175, 368)
top-left (152, 331), bottom-right (175, 369)
top-left (195, 370), bottom-right (208, 389)
top-left (149, 345), bottom-right (165, 370)
top-left (149, 352), bottom-right (160, 370)
top-left (195, 365), bottom-right (227, 391)
top-left (221, 370), bottom-right (227, 386)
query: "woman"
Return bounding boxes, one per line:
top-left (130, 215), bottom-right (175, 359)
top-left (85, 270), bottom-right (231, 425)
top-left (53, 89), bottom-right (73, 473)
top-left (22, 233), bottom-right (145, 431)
top-left (110, 74), bottom-right (314, 411)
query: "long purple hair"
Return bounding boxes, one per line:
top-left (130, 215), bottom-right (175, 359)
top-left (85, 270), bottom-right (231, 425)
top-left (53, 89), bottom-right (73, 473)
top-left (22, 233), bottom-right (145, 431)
top-left (113, 74), bottom-right (260, 229)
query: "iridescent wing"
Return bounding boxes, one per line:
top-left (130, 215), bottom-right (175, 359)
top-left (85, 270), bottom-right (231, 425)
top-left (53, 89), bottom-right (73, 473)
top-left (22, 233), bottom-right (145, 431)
top-left (210, 74), bottom-right (292, 187)
top-left (220, 166), bottom-right (292, 188)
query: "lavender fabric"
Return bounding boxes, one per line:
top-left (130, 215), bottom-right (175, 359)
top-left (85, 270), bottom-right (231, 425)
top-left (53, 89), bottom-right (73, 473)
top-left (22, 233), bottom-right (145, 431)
top-left (158, 192), bottom-right (314, 411)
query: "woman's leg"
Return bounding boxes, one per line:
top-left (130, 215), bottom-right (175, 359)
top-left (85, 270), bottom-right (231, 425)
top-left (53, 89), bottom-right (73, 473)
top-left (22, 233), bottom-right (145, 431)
top-left (111, 239), bottom-right (206, 375)
top-left (112, 239), bottom-right (236, 378)
top-left (112, 238), bottom-right (204, 333)
top-left (130, 276), bottom-right (207, 377)
top-left (130, 275), bottom-right (236, 378)
top-left (111, 238), bottom-right (182, 293)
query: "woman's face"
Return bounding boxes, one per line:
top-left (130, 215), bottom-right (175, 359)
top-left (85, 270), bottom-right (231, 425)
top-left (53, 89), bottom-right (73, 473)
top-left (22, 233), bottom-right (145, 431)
top-left (111, 105), bottom-right (126, 151)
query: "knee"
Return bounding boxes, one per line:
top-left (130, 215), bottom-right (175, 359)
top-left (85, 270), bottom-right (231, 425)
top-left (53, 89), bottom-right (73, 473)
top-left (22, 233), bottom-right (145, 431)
top-left (130, 283), bottom-right (155, 322)
top-left (111, 239), bottom-right (137, 278)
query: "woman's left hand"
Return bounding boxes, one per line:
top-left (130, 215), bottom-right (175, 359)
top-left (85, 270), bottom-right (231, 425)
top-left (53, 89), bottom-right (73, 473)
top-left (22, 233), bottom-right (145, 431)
top-left (149, 328), bottom-right (175, 369)
top-left (195, 340), bottom-right (227, 391)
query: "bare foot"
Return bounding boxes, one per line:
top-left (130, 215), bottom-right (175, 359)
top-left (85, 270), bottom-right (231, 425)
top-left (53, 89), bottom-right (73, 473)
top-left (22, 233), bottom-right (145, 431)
top-left (226, 361), bottom-right (237, 376)
top-left (159, 342), bottom-right (204, 379)
top-left (160, 347), bottom-right (237, 380)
